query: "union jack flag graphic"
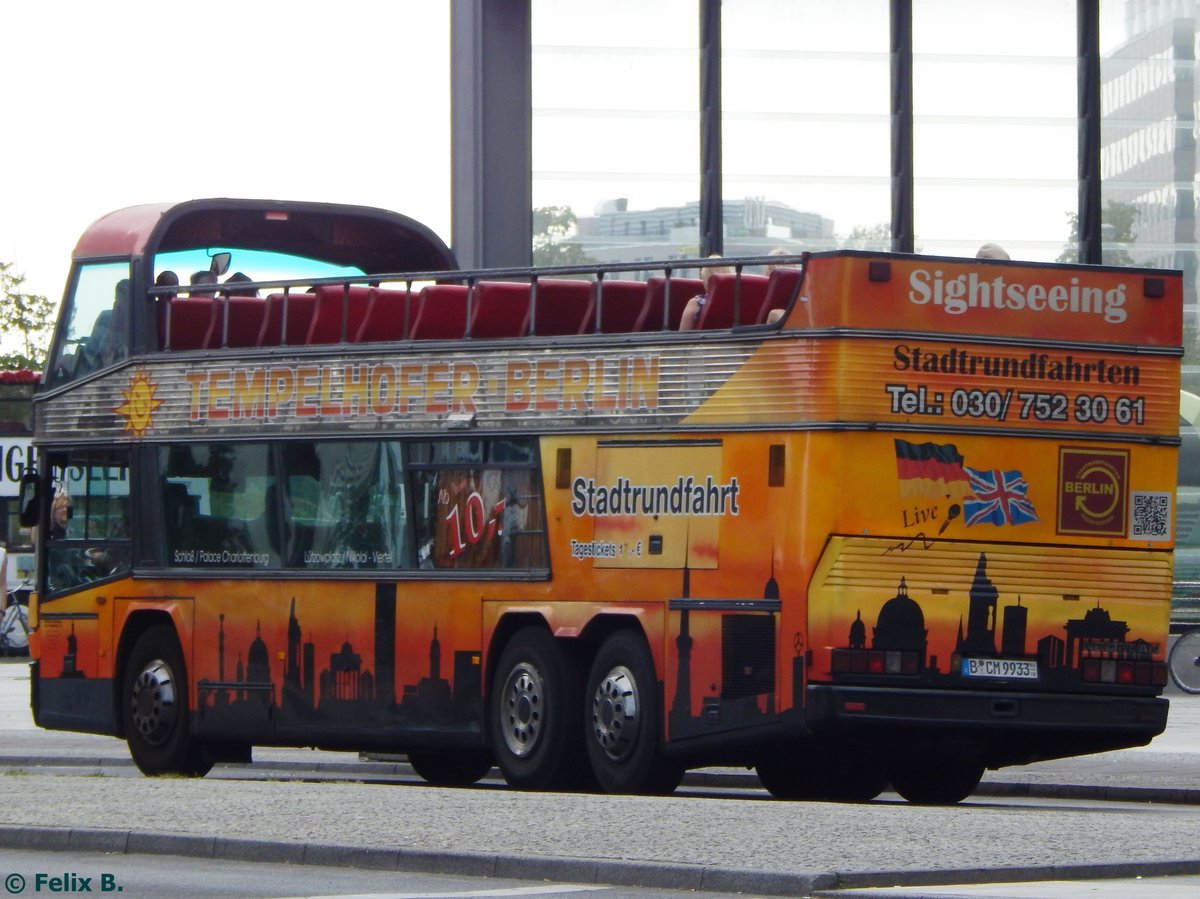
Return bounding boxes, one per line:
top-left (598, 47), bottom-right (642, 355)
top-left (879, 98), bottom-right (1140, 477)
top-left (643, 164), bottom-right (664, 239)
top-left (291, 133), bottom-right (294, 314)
top-left (963, 467), bottom-right (1039, 527)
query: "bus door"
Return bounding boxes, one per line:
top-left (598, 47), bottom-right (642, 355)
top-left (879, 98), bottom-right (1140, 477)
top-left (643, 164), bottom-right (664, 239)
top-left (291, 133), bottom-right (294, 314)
top-left (34, 452), bottom-right (133, 733)
top-left (589, 441), bottom-right (776, 742)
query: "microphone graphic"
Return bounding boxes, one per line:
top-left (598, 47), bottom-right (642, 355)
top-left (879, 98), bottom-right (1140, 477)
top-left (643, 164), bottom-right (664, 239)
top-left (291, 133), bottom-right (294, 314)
top-left (938, 503), bottom-right (961, 535)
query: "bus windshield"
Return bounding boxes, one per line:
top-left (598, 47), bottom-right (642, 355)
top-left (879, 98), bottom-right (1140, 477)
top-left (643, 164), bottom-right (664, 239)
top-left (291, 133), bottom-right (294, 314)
top-left (154, 248), bottom-right (364, 289)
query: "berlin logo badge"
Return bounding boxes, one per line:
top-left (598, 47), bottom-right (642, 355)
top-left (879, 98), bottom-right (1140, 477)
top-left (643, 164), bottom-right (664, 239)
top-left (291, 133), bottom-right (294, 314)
top-left (1057, 447), bottom-right (1129, 536)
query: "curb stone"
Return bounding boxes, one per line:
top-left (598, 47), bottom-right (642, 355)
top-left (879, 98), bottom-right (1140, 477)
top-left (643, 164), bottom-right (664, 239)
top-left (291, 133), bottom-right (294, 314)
top-left (0, 825), bottom-right (1198, 897)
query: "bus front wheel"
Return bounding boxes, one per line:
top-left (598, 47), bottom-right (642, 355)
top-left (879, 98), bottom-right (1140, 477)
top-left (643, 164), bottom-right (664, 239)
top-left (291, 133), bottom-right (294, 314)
top-left (585, 630), bottom-right (683, 795)
top-left (122, 624), bottom-right (212, 777)
top-left (489, 627), bottom-right (583, 790)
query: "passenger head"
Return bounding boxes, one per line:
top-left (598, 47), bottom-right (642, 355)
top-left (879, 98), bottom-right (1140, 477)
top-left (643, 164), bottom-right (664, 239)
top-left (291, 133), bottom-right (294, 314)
top-left (155, 271), bottom-right (179, 301)
top-left (976, 243), bottom-right (1010, 260)
top-left (699, 254), bottom-right (733, 287)
top-left (765, 246), bottom-right (792, 275)
top-left (188, 270), bottom-right (218, 296)
top-left (224, 271), bottom-right (256, 297)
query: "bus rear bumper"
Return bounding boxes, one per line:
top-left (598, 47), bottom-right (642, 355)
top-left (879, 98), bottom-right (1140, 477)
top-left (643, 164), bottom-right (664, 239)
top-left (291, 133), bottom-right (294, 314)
top-left (806, 684), bottom-right (1169, 761)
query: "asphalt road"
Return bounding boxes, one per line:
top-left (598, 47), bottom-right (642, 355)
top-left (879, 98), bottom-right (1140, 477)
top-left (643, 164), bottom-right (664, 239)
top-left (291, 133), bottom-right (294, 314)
top-left (2, 659), bottom-right (1200, 897)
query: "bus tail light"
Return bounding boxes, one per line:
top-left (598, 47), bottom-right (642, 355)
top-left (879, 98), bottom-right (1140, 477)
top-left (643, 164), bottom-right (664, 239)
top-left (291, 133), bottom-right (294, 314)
top-left (831, 648), bottom-right (921, 676)
top-left (1080, 657), bottom-right (1167, 686)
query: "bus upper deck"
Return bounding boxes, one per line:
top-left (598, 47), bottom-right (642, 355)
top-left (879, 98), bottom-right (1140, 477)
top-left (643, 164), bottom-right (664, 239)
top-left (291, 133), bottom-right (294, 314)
top-left (40, 198), bottom-right (1182, 446)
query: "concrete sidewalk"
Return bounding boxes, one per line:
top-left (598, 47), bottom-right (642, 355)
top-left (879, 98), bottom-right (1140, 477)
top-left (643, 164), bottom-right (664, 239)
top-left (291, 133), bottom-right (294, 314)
top-left (3, 658), bottom-right (1200, 896)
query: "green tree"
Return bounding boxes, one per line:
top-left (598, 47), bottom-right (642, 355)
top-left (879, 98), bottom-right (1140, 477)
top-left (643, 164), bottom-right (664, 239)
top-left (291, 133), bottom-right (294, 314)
top-left (841, 222), bottom-right (893, 251)
top-left (1057, 200), bottom-right (1141, 266)
top-left (532, 206), bottom-right (593, 267)
top-left (0, 261), bottom-right (55, 371)
top-left (839, 223), bottom-right (922, 254)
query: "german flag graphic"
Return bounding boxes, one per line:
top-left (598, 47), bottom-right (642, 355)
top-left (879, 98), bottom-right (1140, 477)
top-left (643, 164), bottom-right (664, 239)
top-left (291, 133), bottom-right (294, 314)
top-left (894, 439), bottom-right (972, 499)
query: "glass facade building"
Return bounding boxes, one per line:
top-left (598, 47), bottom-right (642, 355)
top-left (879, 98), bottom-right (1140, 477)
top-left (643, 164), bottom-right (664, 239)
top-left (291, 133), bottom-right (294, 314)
top-left (530, 0), bottom-right (1199, 333)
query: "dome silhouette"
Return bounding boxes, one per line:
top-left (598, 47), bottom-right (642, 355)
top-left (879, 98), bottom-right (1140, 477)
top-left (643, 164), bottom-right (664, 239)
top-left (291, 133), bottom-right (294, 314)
top-left (873, 577), bottom-right (928, 653)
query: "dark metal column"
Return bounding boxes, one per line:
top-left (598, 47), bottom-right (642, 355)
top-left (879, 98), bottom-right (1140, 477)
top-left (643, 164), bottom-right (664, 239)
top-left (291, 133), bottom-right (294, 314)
top-left (700, 0), bottom-right (723, 257)
top-left (451, 0), bottom-right (532, 269)
top-left (1077, 0), bottom-right (1103, 265)
top-left (890, 0), bottom-right (914, 254)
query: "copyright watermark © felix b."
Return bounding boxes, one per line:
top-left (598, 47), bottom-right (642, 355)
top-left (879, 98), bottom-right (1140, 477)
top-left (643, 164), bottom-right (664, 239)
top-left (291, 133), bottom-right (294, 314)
top-left (4, 872), bottom-right (123, 893)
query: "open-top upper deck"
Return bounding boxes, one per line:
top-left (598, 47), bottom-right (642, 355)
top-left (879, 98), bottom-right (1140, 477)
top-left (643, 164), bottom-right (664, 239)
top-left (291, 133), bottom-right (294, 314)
top-left (37, 199), bottom-right (1184, 447)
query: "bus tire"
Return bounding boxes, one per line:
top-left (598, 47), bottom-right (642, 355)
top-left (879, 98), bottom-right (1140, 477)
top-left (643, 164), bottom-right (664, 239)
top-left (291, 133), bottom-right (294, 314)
top-left (758, 740), bottom-right (888, 802)
top-left (490, 627), bottom-right (583, 790)
top-left (585, 630), bottom-right (683, 795)
top-left (756, 755), bottom-right (825, 800)
top-left (889, 751), bottom-right (983, 805)
top-left (122, 624), bottom-right (212, 777)
top-left (407, 748), bottom-right (494, 787)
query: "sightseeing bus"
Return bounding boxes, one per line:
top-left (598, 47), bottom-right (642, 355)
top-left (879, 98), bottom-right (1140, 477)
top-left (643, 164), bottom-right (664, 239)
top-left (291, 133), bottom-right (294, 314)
top-left (22, 198), bottom-right (1181, 804)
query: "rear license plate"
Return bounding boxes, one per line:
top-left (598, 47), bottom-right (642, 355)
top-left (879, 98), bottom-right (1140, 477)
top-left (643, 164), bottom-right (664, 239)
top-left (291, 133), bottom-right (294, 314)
top-left (961, 657), bottom-right (1039, 680)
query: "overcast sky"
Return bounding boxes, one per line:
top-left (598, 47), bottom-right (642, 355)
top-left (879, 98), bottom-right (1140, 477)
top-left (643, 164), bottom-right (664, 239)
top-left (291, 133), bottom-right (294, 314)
top-left (0, 2), bottom-right (452, 307)
top-left (0, 1), bottom-right (1138, 315)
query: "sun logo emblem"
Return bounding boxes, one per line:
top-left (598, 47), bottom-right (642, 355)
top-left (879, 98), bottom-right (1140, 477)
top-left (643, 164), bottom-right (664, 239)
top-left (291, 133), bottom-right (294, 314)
top-left (115, 368), bottom-right (163, 437)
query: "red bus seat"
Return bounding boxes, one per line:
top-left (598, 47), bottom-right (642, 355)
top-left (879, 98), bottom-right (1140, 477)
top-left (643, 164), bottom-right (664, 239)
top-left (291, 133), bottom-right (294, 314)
top-left (635, 276), bottom-right (704, 331)
top-left (210, 296), bottom-right (268, 348)
top-left (760, 267), bottom-right (804, 323)
top-left (410, 284), bottom-right (470, 340)
top-left (528, 279), bottom-right (594, 336)
top-left (257, 292), bottom-right (316, 347)
top-left (590, 280), bottom-right (649, 334)
top-left (697, 273), bottom-right (770, 329)
top-left (162, 297), bottom-right (218, 350)
top-left (471, 282), bottom-right (530, 338)
top-left (354, 287), bottom-right (418, 342)
top-left (308, 285), bottom-right (375, 345)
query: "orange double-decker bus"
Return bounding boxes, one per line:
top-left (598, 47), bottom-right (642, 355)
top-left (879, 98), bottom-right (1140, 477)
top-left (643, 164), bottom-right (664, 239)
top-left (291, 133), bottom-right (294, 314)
top-left (23, 198), bottom-right (1181, 804)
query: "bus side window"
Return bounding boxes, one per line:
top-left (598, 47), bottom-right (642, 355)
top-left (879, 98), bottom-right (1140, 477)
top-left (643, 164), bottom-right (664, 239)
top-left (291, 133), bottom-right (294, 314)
top-left (410, 440), bottom-right (546, 571)
top-left (44, 457), bottom-right (131, 595)
top-left (292, 441), bottom-right (407, 571)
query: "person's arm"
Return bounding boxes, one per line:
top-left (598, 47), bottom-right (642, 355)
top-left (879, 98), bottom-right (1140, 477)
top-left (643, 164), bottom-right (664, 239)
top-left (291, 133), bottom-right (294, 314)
top-left (679, 295), bottom-right (703, 331)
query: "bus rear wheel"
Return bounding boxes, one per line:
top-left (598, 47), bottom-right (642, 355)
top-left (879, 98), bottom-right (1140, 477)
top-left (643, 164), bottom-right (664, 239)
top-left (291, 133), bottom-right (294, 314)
top-left (122, 624), bottom-right (212, 777)
top-left (490, 627), bottom-right (583, 790)
top-left (407, 748), bottom-right (494, 786)
top-left (757, 740), bottom-right (889, 802)
top-left (585, 630), bottom-right (683, 795)
top-left (889, 749), bottom-right (984, 805)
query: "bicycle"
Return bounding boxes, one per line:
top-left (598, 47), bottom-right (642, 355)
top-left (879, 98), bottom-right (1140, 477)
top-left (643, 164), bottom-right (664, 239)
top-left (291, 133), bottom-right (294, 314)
top-left (1168, 628), bottom-right (1200, 693)
top-left (0, 580), bottom-right (31, 657)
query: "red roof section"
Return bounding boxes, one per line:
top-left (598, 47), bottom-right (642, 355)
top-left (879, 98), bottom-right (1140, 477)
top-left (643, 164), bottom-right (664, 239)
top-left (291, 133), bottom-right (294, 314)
top-left (72, 203), bottom-right (174, 260)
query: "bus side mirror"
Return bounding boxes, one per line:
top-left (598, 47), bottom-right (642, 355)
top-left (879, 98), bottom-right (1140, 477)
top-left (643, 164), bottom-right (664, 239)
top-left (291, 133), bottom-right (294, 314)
top-left (18, 473), bottom-right (39, 528)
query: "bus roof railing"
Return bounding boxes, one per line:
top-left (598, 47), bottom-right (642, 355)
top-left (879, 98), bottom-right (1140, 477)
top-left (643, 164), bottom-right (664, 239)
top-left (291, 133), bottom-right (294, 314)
top-left (153, 253), bottom-right (812, 350)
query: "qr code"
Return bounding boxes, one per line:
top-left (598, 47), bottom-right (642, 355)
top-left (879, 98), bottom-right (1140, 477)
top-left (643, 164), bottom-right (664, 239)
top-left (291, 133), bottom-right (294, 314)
top-left (1130, 491), bottom-right (1171, 541)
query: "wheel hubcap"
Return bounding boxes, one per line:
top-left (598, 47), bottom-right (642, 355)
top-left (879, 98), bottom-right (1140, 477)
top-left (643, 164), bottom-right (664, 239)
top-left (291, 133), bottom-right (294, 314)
top-left (131, 659), bottom-right (177, 746)
top-left (591, 665), bottom-right (639, 762)
top-left (500, 663), bottom-right (543, 758)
